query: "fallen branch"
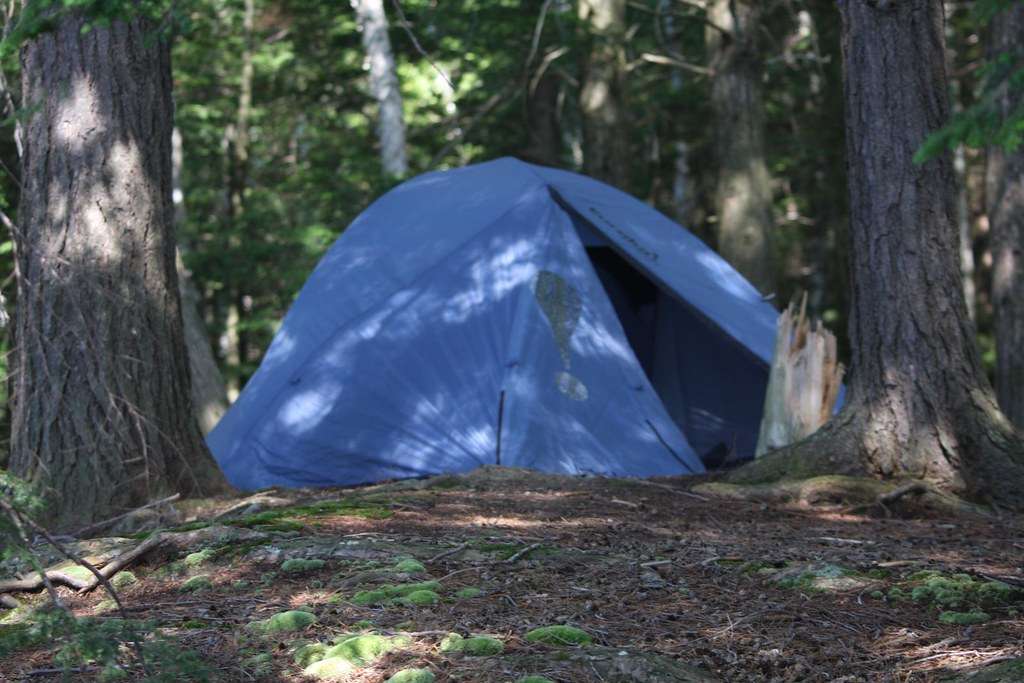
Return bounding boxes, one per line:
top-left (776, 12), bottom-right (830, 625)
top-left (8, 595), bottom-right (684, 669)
top-left (631, 479), bottom-right (709, 501)
top-left (428, 543), bottom-right (467, 563)
top-left (503, 542), bottom-right (542, 564)
top-left (72, 493), bottom-right (180, 539)
top-left (78, 533), bottom-right (167, 593)
top-left (0, 593), bottom-right (20, 609)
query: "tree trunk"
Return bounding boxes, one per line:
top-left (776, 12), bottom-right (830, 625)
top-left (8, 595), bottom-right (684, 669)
top-left (579, 0), bottom-right (628, 188)
top-left (353, 0), bottom-right (408, 177)
top-left (173, 127), bottom-right (229, 435)
top-left (220, 0), bottom-right (255, 402)
top-left (706, 0), bottom-right (775, 294)
top-left (730, 0), bottom-right (1024, 508)
top-left (523, 70), bottom-right (562, 167)
top-left (10, 10), bottom-right (227, 528)
top-left (988, 3), bottom-right (1024, 429)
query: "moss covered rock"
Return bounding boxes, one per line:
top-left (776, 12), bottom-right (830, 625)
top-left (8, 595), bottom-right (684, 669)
top-left (525, 625), bottom-right (593, 646)
top-left (293, 642), bottom-right (329, 667)
top-left (393, 558), bottom-right (426, 574)
top-left (304, 657), bottom-right (356, 681)
top-left (386, 669), bottom-right (435, 683)
top-left (351, 589), bottom-right (390, 606)
top-left (281, 558), bottom-right (326, 573)
top-left (323, 633), bottom-right (411, 665)
top-left (517, 677), bottom-right (555, 683)
top-left (454, 587), bottom-right (482, 599)
top-left (249, 610), bottom-right (316, 634)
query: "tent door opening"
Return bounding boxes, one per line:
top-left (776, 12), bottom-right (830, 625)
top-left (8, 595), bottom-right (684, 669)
top-left (581, 240), bottom-right (769, 468)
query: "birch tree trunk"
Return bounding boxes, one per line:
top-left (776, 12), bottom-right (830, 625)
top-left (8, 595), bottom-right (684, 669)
top-left (353, 0), bottom-right (408, 177)
top-left (173, 127), bottom-right (229, 435)
top-left (706, 0), bottom-right (775, 294)
top-left (579, 0), bottom-right (628, 188)
top-left (731, 0), bottom-right (1024, 508)
top-left (11, 9), bottom-right (227, 527)
top-left (988, 3), bottom-right (1024, 429)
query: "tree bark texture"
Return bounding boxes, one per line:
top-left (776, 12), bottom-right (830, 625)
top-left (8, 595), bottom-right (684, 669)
top-left (732, 0), bottom-right (1024, 507)
top-left (579, 0), bottom-right (628, 188)
top-left (988, 3), bottom-right (1024, 429)
top-left (11, 10), bottom-right (227, 527)
top-left (706, 0), bottom-right (775, 294)
top-left (173, 127), bottom-right (229, 435)
top-left (523, 70), bottom-right (562, 167)
top-left (353, 0), bottom-right (408, 177)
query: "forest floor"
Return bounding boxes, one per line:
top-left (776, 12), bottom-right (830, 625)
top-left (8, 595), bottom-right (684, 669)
top-left (1, 466), bottom-right (1023, 682)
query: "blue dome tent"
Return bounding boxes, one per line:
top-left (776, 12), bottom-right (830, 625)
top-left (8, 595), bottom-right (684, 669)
top-left (208, 158), bottom-right (780, 490)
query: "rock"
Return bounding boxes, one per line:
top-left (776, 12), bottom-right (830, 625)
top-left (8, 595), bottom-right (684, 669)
top-left (772, 563), bottom-right (876, 592)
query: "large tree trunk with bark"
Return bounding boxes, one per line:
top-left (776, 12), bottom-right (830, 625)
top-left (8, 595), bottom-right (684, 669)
top-left (730, 0), bottom-right (1024, 508)
top-left (10, 10), bottom-right (228, 528)
top-left (353, 0), bottom-right (408, 177)
top-left (988, 3), bottom-right (1024, 429)
top-left (579, 0), bottom-right (628, 188)
top-left (706, 0), bottom-right (775, 294)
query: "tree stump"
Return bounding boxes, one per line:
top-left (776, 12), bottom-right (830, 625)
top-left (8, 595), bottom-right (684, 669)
top-left (756, 293), bottom-right (843, 457)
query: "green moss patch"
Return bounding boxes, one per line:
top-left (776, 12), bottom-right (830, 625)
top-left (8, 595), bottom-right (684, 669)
top-left (351, 589), bottom-right (389, 606)
top-left (454, 587), bottom-right (482, 599)
top-left (524, 625), bottom-right (592, 646)
top-left (938, 610), bottom-right (991, 625)
top-left (387, 669), bottom-right (435, 683)
top-left (400, 589), bottom-right (440, 606)
top-left (906, 571), bottom-right (1019, 610)
top-left (323, 633), bottom-right (411, 665)
top-left (183, 548), bottom-right (217, 567)
top-left (248, 610), bottom-right (316, 635)
top-left (439, 632), bottom-right (504, 656)
top-left (393, 558), bottom-right (426, 574)
top-left (281, 558), bottom-right (326, 573)
top-left (111, 571), bottom-right (137, 589)
top-left (293, 642), bottom-right (329, 667)
top-left (517, 677), bottom-right (555, 683)
top-left (180, 575), bottom-right (213, 592)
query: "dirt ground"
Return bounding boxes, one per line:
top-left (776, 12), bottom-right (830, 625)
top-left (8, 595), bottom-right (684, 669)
top-left (1, 466), bottom-right (1022, 682)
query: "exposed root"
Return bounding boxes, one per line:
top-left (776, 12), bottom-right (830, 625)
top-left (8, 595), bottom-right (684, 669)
top-left (695, 474), bottom-right (992, 518)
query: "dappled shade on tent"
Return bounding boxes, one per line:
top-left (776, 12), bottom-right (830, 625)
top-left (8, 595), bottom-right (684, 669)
top-left (208, 158), bottom-right (779, 489)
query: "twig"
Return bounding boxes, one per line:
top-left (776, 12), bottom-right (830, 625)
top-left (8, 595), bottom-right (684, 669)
top-left (428, 543), bottom-right (467, 563)
top-left (78, 533), bottom-right (167, 593)
top-left (388, 0), bottom-right (453, 90)
top-left (72, 492), bottom-right (180, 538)
top-left (503, 542), bottom-right (541, 564)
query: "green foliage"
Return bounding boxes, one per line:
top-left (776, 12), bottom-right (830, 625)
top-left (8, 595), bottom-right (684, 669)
top-left (524, 625), bottom-right (593, 646)
top-left (906, 571), bottom-right (1020, 610)
top-left (0, 609), bottom-right (209, 681)
top-left (938, 610), bottom-right (991, 625)
top-left (183, 548), bottom-right (216, 567)
top-left (454, 587), bottom-right (482, 599)
top-left (111, 571), bottom-right (138, 589)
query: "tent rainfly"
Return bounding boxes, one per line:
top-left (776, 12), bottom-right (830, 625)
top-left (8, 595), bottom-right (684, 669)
top-left (208, 158), bottom-right (779, 490)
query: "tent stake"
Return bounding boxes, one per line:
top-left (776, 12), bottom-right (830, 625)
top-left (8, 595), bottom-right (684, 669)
top-left (495, 390), bottom-right (506, 465)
